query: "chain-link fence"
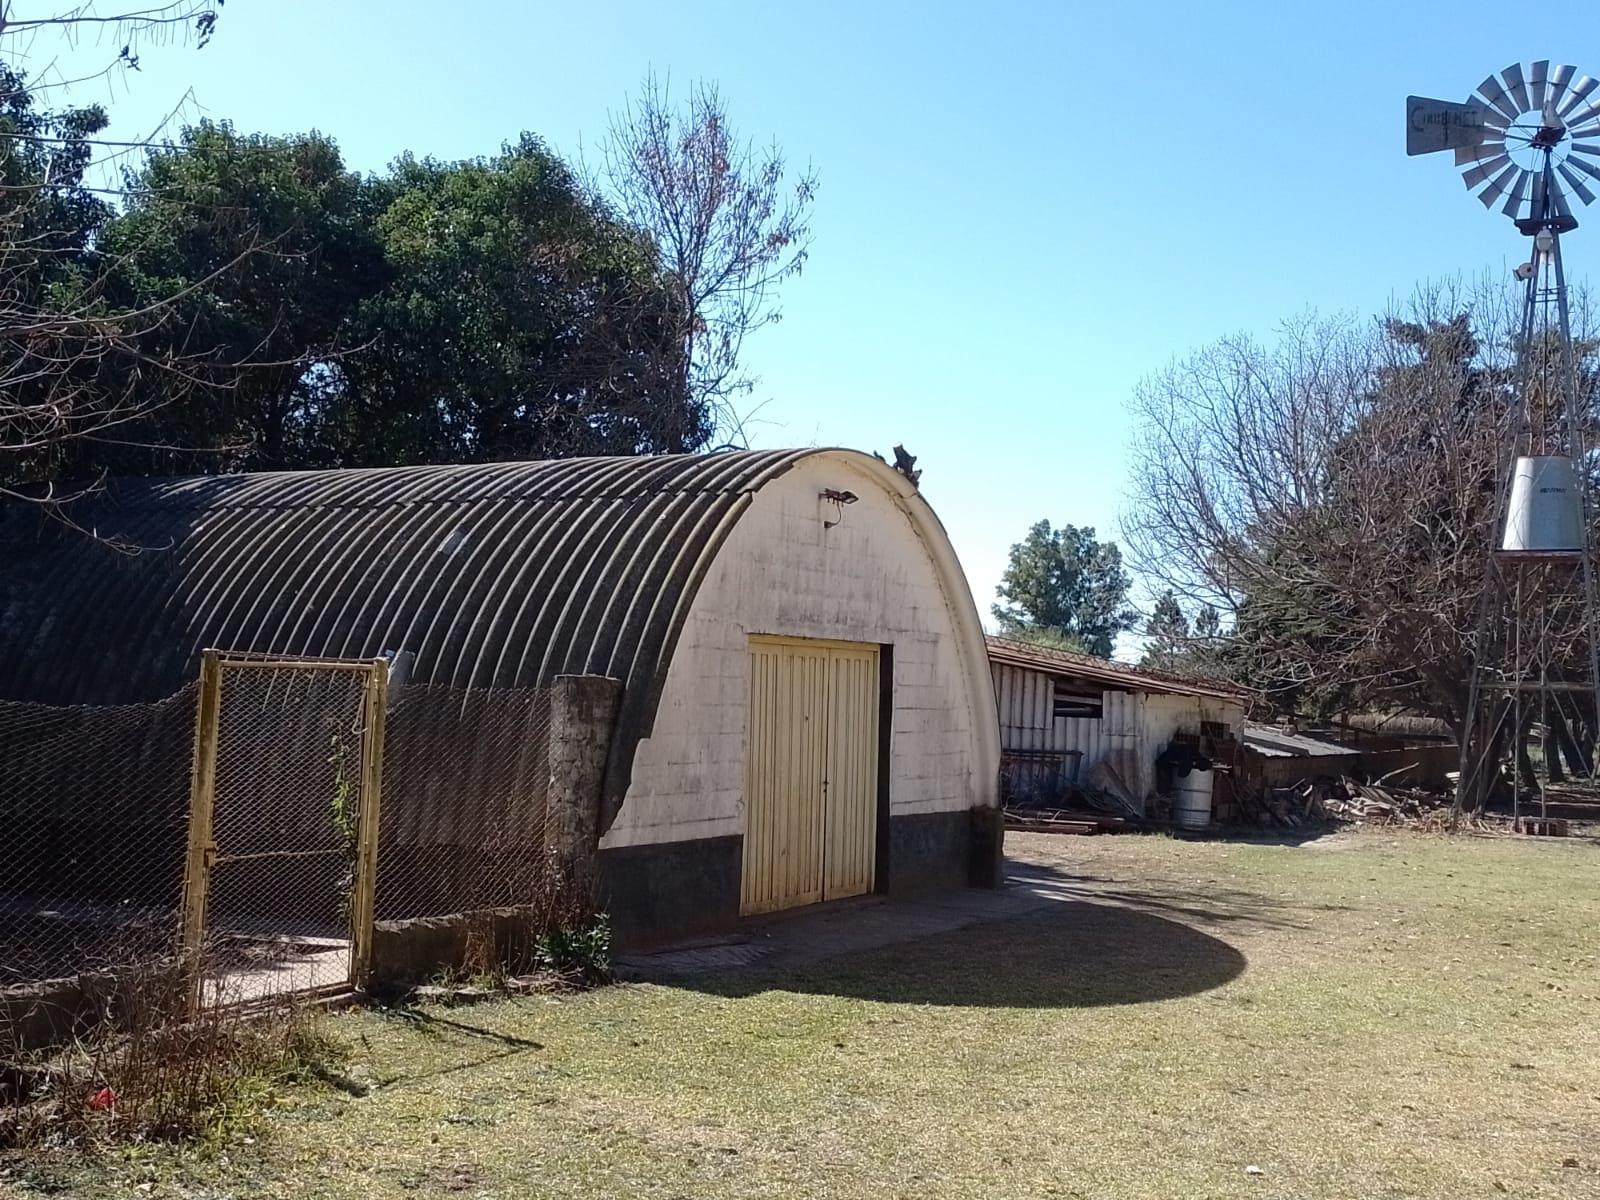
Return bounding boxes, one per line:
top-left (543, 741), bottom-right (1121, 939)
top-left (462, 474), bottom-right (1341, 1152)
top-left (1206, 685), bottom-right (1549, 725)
top-left (368, 685), bottom-right (576, 981)
top-left (2, 654), bottom-right (608, 1027)
top-left (377, 686), bottom-right (555, 921)
top-left (0, 688), bottom-right (196, 989)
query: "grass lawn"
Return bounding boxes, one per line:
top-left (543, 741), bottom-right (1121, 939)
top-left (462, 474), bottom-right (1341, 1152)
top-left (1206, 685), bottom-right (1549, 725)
top-left (9, 829), bottom-right (1600, 1199)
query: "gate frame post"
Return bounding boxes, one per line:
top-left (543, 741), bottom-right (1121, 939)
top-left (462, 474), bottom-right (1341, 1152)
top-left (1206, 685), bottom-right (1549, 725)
top-left (180, 649), bottom-right (223, 1010)
top-left (348, 658), bottom-right (387, 989)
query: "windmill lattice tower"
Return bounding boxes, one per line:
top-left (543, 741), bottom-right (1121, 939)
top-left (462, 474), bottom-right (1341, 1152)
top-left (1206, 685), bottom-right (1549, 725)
top-left (1409, 62), bottom-right (1600, 822)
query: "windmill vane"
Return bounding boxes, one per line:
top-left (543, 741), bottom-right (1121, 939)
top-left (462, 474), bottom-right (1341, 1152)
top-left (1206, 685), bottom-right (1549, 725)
top-left (1409, 60), bottom-right (1600, 231)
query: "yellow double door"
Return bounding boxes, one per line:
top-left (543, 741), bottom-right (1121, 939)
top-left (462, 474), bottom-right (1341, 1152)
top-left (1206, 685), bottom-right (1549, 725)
top-left (742, 636), bottom-right (881, 916)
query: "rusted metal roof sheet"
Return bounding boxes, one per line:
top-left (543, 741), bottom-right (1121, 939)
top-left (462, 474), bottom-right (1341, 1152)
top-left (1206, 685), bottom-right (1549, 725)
top-left (985, 636), bottom-right (1250, 702)
top-left (0, 451), bottom-right (826, 826)
top-left (1240, 723), bottom-right (1359, 759)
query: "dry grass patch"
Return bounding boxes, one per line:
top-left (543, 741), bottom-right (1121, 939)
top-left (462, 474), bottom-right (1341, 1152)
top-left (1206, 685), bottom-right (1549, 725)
top-left (8, 829), bottom-right (1599, 1199)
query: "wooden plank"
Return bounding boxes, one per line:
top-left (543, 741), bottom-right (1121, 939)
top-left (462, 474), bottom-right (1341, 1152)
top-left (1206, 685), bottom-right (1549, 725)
top-left (1004, 819), bottom-right (1103, 835)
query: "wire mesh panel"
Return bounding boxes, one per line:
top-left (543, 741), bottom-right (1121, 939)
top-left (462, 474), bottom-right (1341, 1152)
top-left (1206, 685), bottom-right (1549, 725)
top-left (999, 749), bottom-right (1084, 809)
top-left (376, 687), bottom-right (555, 923)
top-left (0, 688), bottom-right (196, 989)
top-left (187, 657), bottom-right (383, 1004)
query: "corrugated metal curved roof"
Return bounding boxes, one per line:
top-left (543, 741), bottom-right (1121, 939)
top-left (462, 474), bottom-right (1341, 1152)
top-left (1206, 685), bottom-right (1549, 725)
top-left (0, 450), bottom-right (830, 824)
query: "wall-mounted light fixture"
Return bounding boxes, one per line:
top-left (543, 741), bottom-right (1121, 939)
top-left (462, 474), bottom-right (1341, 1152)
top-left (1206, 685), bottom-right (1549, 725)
top-left (820, 488), bottom-right (858, 530)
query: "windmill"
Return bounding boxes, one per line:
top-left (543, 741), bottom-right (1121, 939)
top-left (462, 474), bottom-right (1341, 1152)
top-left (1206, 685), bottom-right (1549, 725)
top-left (1409, 63), bottom-right (1600, 823)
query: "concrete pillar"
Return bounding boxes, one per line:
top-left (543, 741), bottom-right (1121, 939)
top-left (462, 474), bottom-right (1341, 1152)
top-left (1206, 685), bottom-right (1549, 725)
top-left (969, 804), bottom-right (1005, 889)
top-left (546, 674), bottom-right (622, 909)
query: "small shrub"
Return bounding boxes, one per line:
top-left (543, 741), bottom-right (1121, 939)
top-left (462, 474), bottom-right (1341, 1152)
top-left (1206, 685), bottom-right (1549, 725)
top-left (536, 914), bottom-right (613, 988)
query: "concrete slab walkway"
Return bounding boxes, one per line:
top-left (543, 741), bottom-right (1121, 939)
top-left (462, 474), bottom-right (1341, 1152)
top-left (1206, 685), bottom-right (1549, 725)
top-left (616, 862), bottom-right (1084, 982)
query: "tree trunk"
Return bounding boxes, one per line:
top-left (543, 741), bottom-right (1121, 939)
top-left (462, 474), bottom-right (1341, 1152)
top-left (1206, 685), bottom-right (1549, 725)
top-left (1450, 708), bottom-right (1476, 818)
top-left (1544, 719), bottom-right (1566, 783)
top-left (1515, 709), bottom-right (1538, 794)
top-left (1468, 698), bottom-right (1518, 813)
top-left (1456, 703), bottom-right (1503, 815)
top-left (1549, 703), bottom-right (1590, 777)
top-left (1575, 707), bottom-right (1597, 775)
top-left (1484, 711), bottom-right (1510, 810)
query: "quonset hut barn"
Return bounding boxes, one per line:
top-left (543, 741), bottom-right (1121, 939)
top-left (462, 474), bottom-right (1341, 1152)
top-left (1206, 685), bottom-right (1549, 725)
top-left (0, 450), bottom-right (1000, 946)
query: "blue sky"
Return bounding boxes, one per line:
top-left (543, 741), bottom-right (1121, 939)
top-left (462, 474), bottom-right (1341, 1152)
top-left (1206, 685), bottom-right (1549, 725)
top-left (42, 1), bottom-right (1600, 642)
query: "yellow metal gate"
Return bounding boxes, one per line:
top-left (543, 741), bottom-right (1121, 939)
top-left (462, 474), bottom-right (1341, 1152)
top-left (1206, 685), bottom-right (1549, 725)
top-left (180, 651), bottom-right (387, 1005)
top-left (742, 636), bottom-right (880, 916)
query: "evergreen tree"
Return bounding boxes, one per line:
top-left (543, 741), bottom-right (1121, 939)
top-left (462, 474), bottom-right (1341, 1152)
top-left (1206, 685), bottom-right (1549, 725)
top-left (992, 521), bottom-right (1137, 658)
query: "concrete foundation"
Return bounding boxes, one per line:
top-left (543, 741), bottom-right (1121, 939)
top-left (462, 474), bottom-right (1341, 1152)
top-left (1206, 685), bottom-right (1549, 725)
top-left (600, 809), bottom-right (989, 948)
top-left (369, 906), bottom-right (545, 986)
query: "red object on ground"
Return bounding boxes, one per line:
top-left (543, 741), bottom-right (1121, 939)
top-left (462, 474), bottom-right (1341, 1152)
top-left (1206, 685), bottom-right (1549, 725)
top-left (87, 1086), bottom-right (116, 1110)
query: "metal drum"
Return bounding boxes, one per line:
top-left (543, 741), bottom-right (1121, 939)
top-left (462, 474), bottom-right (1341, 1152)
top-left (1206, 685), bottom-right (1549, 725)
top-left (1171, 767), bottom-right (1214, 831)
top-left (1501, 455), bottom-right (1585, 555)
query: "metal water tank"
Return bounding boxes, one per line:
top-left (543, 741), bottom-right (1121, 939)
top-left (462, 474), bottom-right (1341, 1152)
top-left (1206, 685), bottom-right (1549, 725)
top-left (1501, 455), bottom-right (1586, 556)
top-left (1171, 767), bottom-right (1215, 831)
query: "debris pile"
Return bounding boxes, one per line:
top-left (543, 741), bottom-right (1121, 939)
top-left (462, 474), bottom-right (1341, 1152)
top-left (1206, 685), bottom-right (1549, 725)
top-left (1322, 778), bottom-right (1461, 829)
top-left (1231, 777), bottom-right (1466, 830)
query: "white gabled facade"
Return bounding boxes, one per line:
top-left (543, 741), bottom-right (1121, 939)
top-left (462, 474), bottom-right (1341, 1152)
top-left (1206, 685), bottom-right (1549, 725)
top-left (604, 452), bottom-right (999, 851)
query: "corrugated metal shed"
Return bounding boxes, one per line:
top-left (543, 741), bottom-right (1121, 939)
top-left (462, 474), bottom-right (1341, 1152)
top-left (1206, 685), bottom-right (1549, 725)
top-left (0, 450), bottom-right (832, 826)
top-left (988, 638), bottom-right (1251, 807)
top-left (991, 660), bottom-right (1106, 763)
top-left (985, 637), bottom-right (1248, 702)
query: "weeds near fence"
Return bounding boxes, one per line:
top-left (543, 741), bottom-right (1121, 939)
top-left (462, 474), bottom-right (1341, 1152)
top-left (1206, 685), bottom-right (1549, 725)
top-left (1, 953), bottom-right (347, 1150)
top-left (431, 847), bottom-right (615, 992)
top-left (427, 805), bottom-right (607, 982)
top-left (536, 913), bottom-right (613, 988)
top-left (328, 730), bottom-right (361, 925)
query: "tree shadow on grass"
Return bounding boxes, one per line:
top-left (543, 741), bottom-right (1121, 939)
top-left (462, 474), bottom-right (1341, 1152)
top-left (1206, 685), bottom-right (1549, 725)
top-left (684, 899), bottom-right (1247, 1009)
top-left (360, 1005), bottom-right (550, 1087)
top-left (1006, 859), bottom-right (1351, 932)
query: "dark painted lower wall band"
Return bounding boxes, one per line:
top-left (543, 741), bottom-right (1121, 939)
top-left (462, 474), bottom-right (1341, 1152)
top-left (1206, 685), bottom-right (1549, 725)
top-left (600, 808), bottom-right (991, 948)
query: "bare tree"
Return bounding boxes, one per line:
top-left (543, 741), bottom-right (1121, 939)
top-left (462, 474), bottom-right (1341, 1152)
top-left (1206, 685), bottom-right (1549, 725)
top-left (0, 2), bottom-right (236, 510)
top-left (1122, 278), bottom-right (1596, 759)
top-left (595, 74), bottom-right (816, 444)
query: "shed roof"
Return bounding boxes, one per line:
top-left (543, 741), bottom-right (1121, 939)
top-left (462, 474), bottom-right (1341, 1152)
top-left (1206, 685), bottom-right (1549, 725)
top-left (0, 450), bottom-right (852, 825)
top-left (985, 636), bottom-right (1249, 702)
top-left (1240, 724), bottom-right (1359, 759)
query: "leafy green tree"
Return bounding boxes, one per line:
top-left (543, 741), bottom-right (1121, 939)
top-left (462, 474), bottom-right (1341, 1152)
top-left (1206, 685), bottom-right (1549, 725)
top-left (992, 521), bottom-right (1137, 658)
top-left (1138, 592), bottom-right (1236, 679)
top-left (0, 60), bottom-right (118, 488)
top-left (347, 136), bottom-right (705, 464)
top-left (98, 122), bottom-right (388, 472)
top-left (1190, 604), bottom-right (1227, 677)
top-left (4, 60), bottom-right (807, 489)
top-left (74, 130), bottom-right (711, 478)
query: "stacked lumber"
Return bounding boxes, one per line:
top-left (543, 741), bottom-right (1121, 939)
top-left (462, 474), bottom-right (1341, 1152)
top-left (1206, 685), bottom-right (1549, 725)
top-left (1230, 780), bottom-right (1326, 829)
